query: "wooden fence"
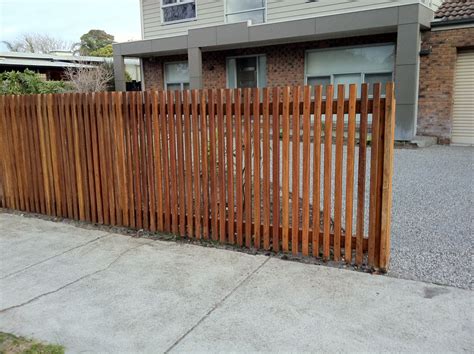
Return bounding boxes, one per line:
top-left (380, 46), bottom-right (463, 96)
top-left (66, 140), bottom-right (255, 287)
top-left (0, 83), bottom-right (395, 270)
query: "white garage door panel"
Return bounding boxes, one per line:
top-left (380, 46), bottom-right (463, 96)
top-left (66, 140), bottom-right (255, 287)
top-left (452, 51), bottom-right (474, 145)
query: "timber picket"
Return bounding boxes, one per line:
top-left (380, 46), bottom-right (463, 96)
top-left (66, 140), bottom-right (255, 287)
top-left (323, 85), bottom-right (334, 260)
top-left (243, 89), bottom-right (252, 248)
top-left (262, 88), bottom-right (271, 250)
top-left (291, 86), bottom-right (301, 255)
top-left (217, 89), bottom-right (226, 243)
top-left (281, 87), bottom-right (290, 252)
top-left (0, 84), bottom-right (396, 271)
top-left (168, 91), bottom-right (179, 234)
top-left (191, 90), bottom-right (201, 239)
top-left (200, 90), bottom-right (209, 239)
top-left (225, 89), bottom-right (235, 244)
top-left (356, 84), bottom-right (369, 265)
top-left (234, 89), bottom-right (243, 246)
top-left (312, 86), bottom-right (323, 257)
top-left (252, 88), bottom-right (261, 249)
top-left (271, 87), bottom-right (280, 253)
top-left (345, 84), bottom-right (357, 263)
top-left (334, 85), bottom-right (345, 261)
top-left (160, 90), bottom-right (171, 232)
top-left (208, 89), bottom-right (218, 240)
top-left (301, 86), bottom-right (311, 257)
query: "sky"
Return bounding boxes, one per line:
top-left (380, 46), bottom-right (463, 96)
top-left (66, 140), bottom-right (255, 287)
top-left (0, 0), bottom-right (141, 51)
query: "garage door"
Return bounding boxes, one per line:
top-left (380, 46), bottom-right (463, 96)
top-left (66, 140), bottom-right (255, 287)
top-left (452, 51), bottom-right (474, 145)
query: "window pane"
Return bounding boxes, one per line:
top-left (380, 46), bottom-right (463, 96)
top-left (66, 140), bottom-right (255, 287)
top-left (226, 58), bottom-right (237, 88)
top-left (226, 0), bottom-right (265, 13)
top-left (226, 9), bottom-right (265, 24)
top-left (334, 73), bottom-right (362, 97)
top-left (306, 45), bottom-right (395, 77)
top-left (167, 83), bottom-right (181, 91)
top-left (365, 73), bottom-right (392, 95)
top-left (258, 55), bottom-right (267, 88)
top-left (165, 62), bottom-right (189, 83)
top-left (307, 76), bottom-right (331, 95)
top-left (162, 0), bottom-right (177, 5)
top-left (163, 2), bottom-right (195, 22)
top-left (236, 57), bottom-right (258, 88)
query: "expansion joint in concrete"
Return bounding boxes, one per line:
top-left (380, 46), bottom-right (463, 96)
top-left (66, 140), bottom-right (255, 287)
top-left (0, 242), bottom-right (151, 314)
top-left (164, 257), bottom-right (271, 353)
top-left (0, 234), bottom-right (110, 280)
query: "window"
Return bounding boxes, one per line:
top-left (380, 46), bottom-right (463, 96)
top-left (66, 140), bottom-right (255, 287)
top-left (226, 55), bottom-right (267, 89)
top-left (164, 62), bottom-right (190, 91)
top-left (365, 73), bottom-right (393, 95)
top-left (225, 0), bottom-right (266, 24)
top-left (161, 0), bottom-right (196, 24)
top-left (305, 44), bottom-right (395, 96)
top-left (307, 76), bottom-right (330, 96)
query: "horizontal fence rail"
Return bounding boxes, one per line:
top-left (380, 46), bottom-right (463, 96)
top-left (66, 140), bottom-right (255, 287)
top-left (0, 83), bottom-right (396, 270)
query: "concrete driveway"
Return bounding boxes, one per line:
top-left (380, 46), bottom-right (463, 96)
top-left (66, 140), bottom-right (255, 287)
top-left (0, 213), bottom-right (472, 353)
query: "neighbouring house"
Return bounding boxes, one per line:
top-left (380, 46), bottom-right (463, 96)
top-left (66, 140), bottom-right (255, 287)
top-left (417, 0), bottom-right (474, 145)
top-left (0, 51), bottom-right (142, 83)
top-left (112, 0), bottom-right (471, 143)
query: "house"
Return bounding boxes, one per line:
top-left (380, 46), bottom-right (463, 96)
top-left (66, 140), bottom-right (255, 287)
top-left (0, 52), bottom-right (142, 82)
top-left (113, 0), bottom-right (448, 142)
top-left (417, 0), bottom-right (474, 145)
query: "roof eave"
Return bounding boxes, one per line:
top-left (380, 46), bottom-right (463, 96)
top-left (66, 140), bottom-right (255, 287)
top-left (431, 17), bottom-right (474, 28)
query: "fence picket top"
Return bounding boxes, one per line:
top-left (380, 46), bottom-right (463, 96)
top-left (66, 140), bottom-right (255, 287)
top-left (0, 83), bottom-right (395, 271)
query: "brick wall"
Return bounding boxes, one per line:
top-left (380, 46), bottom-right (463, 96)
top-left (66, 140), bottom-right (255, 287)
top-left (142, 33), bottom-right (396, 91)
top-left (417, 26), bottom-right (474, 144)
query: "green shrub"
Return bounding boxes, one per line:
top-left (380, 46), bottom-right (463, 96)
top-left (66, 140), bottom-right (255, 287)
top-left (0, 69), bottom-right (71, 95)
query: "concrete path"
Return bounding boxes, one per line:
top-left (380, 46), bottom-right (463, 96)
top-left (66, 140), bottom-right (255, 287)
top-left (0, 213), bottom-right (472, 353)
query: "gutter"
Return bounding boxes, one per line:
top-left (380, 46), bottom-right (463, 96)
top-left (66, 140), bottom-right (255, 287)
top-left (431, 18), bottom-right (474, 28)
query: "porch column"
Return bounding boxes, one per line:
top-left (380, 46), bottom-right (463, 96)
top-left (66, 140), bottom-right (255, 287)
top-left (113, 53), bottom-right (126, 92)
top-left (395, 23), bottom-right (422, 140)
top-left (188, 47), bottom-right (203, 89)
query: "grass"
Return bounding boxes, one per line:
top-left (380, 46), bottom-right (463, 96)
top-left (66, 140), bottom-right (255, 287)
top-left (0, 332), bottom-right (64, 354)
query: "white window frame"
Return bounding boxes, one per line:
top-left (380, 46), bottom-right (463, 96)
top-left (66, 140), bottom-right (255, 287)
top-left (226, 54), bottom-right (266, 89)
top-left (304, 43), bottom-right (395, 97)
top-left (161, 0), bottom-right (197, 26)
top-left (164, 61), bottom-right (190, 91)
top-left (224, 0), bottom-right (267, 24)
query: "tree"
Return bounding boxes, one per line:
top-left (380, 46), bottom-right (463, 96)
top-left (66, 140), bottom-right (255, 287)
top-left (76, 30), bottom-right (114, 56)
top-left (89, 44), bottom-right (114, 57)
top-left (0, 70), bottom-right (70, 95)
top-left (1, 33), bottom-right (73, 54)
top-left (63, 63), bottom-right (114, 92)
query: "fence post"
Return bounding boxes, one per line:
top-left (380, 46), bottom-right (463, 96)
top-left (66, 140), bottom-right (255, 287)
top-left (379, 83), bottom-right (396, 271)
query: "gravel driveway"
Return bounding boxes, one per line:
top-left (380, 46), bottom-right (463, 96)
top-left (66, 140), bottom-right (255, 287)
top-left (389, 145), bottom-right (473, 289)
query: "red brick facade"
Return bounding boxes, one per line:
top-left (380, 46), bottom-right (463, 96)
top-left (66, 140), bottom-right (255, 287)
top-left (142, 33), bottom-right (397, 91)
top-left (417, 26), bottom-right (474, 144)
